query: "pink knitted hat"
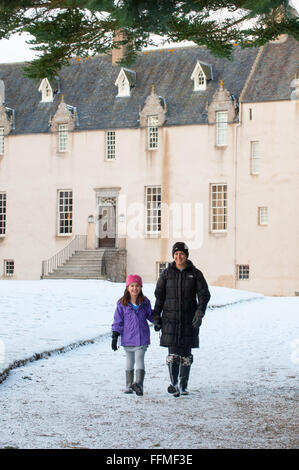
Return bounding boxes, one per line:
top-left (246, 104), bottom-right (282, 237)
top-left (126, 274), bottom-right (143, 287)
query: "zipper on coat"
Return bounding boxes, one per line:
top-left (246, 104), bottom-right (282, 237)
top-left (178, 270), bottom-right (183, 344)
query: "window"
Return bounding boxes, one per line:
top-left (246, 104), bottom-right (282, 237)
top-left (250, 141), bottom-right (259, 175)
top-left (210, 184), bottom-right (227, 232)
top-left (0, 127), bottom-right (4, 155)
top-left (118, 75), bottom-right (130, 97)
top-left (216, 111), bottom-right (228, 146)
top-left (157, 262), bottom-right (169, 278)
top-left (258, 207), bottom-right (268, 225)
top-left (115, 69), bottom-right (131, 97)
top-left (106, 131), bottom-right (116, 160)
top-left (148, 116), bottom-right (159, 149)
top-left (146, 186), bottom-right (161, 233)
top-left (58, 124), bottom-right (68, 152)
top-left (193, 69), bottom-right (206, 90)
top-left (4, 260), bottom-right (14, 276)
top-left (38, 78), bottom-right (53, 102)
top-left (198, 70), bottom-right (205, 86)
top-left (58, 190), bottom-right (73, 235)
top-left (190, 61), bottom-right (211, 91)
top-left (0, 192), bottom-right (6, 236)
top-left (45, 84), bottom-right (51, 99)
top-left (237, 264), bottom-right (249, 280)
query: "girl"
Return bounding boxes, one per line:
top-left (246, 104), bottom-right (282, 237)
top-left (111, 274), bottom-right (153, 396)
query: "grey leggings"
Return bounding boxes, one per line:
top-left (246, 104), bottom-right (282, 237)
top-left (125, 347), bottom-right (147, 370)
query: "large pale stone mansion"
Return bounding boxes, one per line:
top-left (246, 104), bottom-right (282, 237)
top-left (0, 35), bottom-right (298, 295)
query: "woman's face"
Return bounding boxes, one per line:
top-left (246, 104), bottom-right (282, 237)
top-left (174, 250), bottom-right (187, 268)
top-left (127, 283), bottom-right (141, 298)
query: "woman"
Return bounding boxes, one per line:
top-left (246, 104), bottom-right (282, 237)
top-left (153, 242), bottom-right (210, 397)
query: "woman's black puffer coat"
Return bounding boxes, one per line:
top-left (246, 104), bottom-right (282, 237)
top-left (153, 260), bottom-right (210, 348)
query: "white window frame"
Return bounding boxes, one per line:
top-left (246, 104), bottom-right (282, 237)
top-left (216, 111), bottom-right (228, 146)
top-left (197, 70), bottom-right (205, 87)
top-left (156, 261), bottom-right (169, 279)
top-left (145, 186), bottom-right (161, 234)
top-left (250, 141), bottom-right (259, 175)
top-left (191, 62), bottom-right (207, 91)
top-left (58, 190), bottom-right (73, 236)
top-left (210, 183), bottom-right (227, 233)
top-left (258, 206), bottom-right (268, 225)
top-left (0, 127), bottom-right (4, 155)
top-left (194, 69), bottom-right (207, 91)
top-left (237, 264), bottom-right (249, 280)
top-left (118, 75), bottom-right (130, 97)
top-left (0, 192), bottom-right (6, 236)
top-left (106, 131), bottom-right (116, 160)
top-left (38, 78), bottom-right (53, 103)
top-left (115, 69), bottom-right (130, 97)
top-left (58, 124), bottom-right (68, 153)
top-left (4, 259), bottom-right (14, 277)
top-left (148, 116), bottom-right (159, 150)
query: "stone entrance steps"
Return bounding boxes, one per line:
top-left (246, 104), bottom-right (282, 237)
top-left (43, 250), bottom-right (105, 279)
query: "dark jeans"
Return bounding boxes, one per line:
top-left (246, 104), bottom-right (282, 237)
top-left (168, 346), bottom-right (191, 357)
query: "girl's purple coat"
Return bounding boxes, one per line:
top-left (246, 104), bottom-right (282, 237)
top-left (112, 297), bottom-right (153, 347)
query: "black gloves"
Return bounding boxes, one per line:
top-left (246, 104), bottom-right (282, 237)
top-left (111, 331), bottom-right (120, 351)
top-left (192, 311), bottom-right (204, 329)
top-left (154, 319), bottom-right (162, 332)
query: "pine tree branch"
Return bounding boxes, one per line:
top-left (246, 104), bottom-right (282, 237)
top-left (0, 0), bottom-right (297, 79)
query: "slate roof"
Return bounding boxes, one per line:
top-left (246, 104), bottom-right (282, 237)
top-left (198, 61), bottom-right (213, 81)
top-left (241, 36), bottom-right (299, 102)
top-left (0, 36), bottom-right (297, 135)
top-left (122, 68), bottom-right (137, 86)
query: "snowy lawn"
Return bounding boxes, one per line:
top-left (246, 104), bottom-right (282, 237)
top-left (0, 280), bottom-right (262, 377)
top-left (0, 280), bottom-right (298, 449)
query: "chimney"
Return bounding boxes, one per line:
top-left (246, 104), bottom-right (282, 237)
top-left (112, 29), bottom-right (127, 66)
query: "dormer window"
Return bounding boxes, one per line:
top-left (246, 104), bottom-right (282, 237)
top-left (115, 68), bottom-right (136, 97)
top-left (58, 124), bottom-right (68, 152)
top-left (191, 61), bottom-right (213, 91)
top-left (290, 73), bottom-right (299, 100)
top-left (197, 70), bottom-right (205, 87)
top-left (116, 70), bottom-right (129, 96)
top-left (216, 111), bottom-right (228, 146)
top-left (0, 103), bottom-right (12, 140)
top-left (49, 95), bottom-right (76, 154)
top-left (148, 115), bottom-right (159, 149)
top-left (119, 75), bottom-right (130, 97)
top-left (38, 78), bottom-right (53, 102)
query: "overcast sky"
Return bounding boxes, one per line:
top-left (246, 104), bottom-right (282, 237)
top-left (0, 1), bottom-right (298, 64)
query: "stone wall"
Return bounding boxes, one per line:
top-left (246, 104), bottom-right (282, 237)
top-left (101, 249), bottom-right (127, 283)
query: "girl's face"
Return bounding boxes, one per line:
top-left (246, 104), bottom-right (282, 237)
top-left (127, 283), bottom-right (141, 299)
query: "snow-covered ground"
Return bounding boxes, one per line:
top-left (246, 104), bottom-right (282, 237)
top-left (0, 280), bottom-right (262, 377)
top-left (0, 280), bottom-right (298, 449)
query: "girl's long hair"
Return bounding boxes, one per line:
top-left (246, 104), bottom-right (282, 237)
top-left (119, 287), bottom-right (145, 306)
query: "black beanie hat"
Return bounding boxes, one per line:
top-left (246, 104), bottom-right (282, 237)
top-left (172, 242), bottom-right (189, 258)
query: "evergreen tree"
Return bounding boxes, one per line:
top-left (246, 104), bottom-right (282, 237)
top-left (0, 0), bottom-right (298, 79)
